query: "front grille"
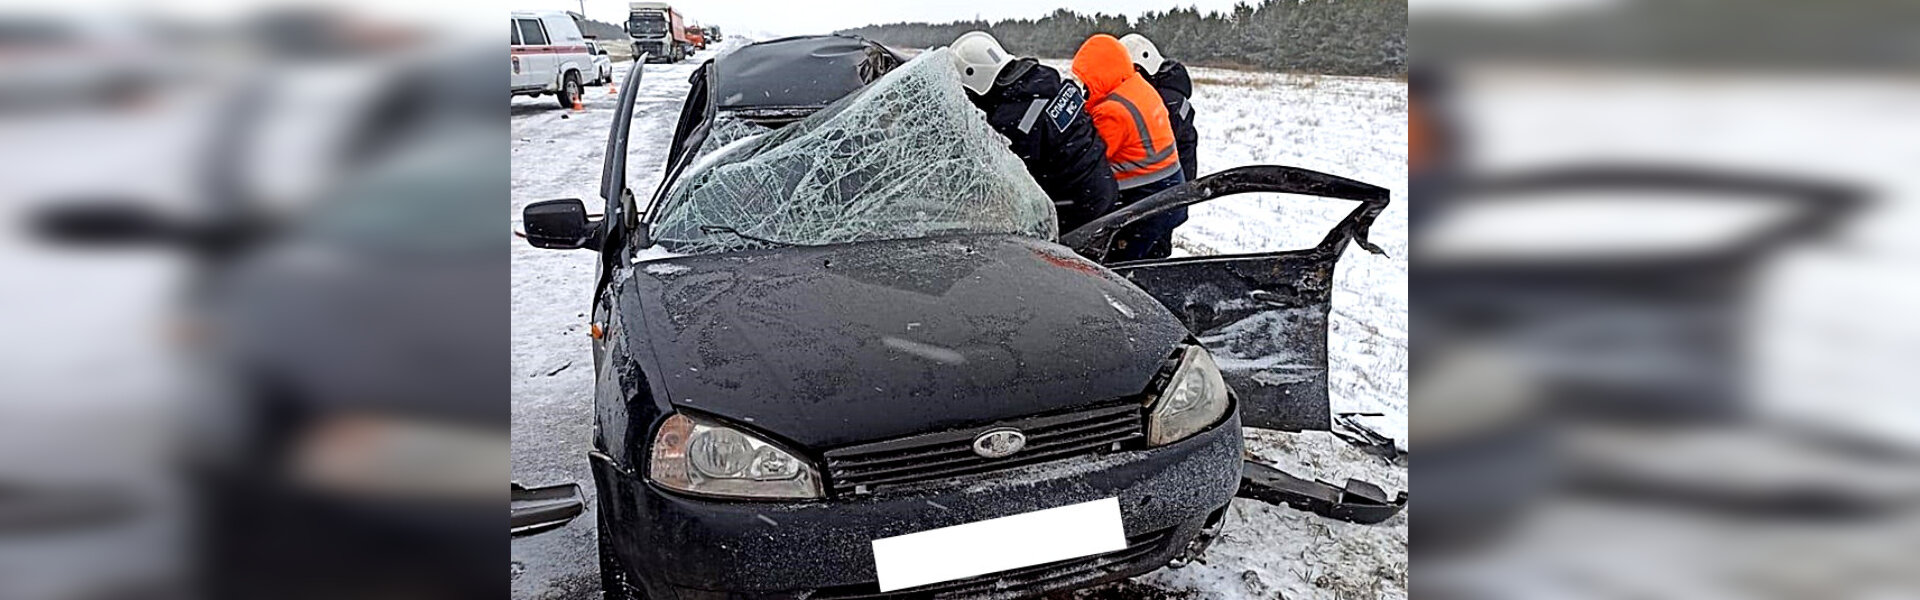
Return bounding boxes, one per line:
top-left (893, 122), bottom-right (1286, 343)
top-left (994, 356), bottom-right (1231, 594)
top-left (813, 528), bottom-right (1175, 599)
top-left (823, 402), bottom-right (1145, 496)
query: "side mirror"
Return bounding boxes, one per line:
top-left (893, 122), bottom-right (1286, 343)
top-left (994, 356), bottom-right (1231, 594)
top-left (33, 200), bottom-right (185, 246)
top-left (523, 199), bottom-right (603, 250)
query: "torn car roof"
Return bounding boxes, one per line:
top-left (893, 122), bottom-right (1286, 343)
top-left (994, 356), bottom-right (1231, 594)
top-left (711, 34), bottom-right (906, 114)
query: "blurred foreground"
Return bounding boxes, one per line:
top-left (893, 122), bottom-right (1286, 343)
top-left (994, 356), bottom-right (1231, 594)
top-left (0, 4), bottom-right (503, 599)
top-left (1413, 0), bottom-right (1920, 598)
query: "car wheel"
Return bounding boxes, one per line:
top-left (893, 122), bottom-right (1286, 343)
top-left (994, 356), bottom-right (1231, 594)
top-left (556, 72), bottom-right (580, 109)
top-left (597, 509), bottom-right (644, 600)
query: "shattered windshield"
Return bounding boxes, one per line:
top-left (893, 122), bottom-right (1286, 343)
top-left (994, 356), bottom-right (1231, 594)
top-left (647, 49), bottom-right (1057, 254)
top-left (691, 114), bottom-right (768, 161)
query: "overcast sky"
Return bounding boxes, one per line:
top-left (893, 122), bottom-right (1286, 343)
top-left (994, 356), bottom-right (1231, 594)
top-left (51, 0), bottom-right (1605, 40)
top-left (520, 0), bottom-right (1612, 35)
top-left (514, 0), bottom-right (1268, 37)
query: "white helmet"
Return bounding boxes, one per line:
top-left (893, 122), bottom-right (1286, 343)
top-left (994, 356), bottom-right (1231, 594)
top-left (1119, 33), bottom-right (1164, 74)
top-left (949, 31), bottom-right (1015, 95)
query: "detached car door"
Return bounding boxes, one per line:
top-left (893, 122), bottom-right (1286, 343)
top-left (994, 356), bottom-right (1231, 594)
top-left (1061, 166), bottom-right (1390, 431)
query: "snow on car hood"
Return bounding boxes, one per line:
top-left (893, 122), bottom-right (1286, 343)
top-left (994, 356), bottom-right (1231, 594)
top-left (648, 48), bottom-right (1057, 255)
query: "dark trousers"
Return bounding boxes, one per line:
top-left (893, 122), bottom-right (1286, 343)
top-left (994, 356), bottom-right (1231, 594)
top-left (1107, 172), bottom-right (1187, 262)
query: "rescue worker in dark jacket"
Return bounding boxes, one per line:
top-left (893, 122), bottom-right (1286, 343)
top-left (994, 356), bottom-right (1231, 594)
top-left (1121, 33), bottom-right (1198, 181)
top-left (1073, 33), bottom-right (1185, 261)
top-left (950, 31), bottom-right (1119, 233)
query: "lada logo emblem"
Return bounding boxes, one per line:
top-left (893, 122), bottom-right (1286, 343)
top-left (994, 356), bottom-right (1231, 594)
top-left (971, 428), bottom-right (1026, 459)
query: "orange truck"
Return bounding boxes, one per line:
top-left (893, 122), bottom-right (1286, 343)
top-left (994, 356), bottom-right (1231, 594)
top-left (685, 25), bottom-right (707, 50)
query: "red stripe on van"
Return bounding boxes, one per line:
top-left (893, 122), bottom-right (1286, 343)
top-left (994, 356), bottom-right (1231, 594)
top-left (511, 45), bottom-right (590, 55)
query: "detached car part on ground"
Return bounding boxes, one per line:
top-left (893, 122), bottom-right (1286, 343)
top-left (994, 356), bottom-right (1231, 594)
top-left (520, 36), bottom-right (1390, 599)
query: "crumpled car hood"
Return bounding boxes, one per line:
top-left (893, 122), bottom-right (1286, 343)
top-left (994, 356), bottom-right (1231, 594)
top-left (616, 234), bottom-right (1189, 449)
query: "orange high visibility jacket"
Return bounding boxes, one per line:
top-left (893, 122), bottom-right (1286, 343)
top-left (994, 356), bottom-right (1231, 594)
top-left (1071, 34), bottom-right (1183, 190)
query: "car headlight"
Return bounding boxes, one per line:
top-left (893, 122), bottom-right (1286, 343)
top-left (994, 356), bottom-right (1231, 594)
top-left (648, 413), bottom-right (822, 499)
top-left (1146, 345), bottom-right (1232, 446)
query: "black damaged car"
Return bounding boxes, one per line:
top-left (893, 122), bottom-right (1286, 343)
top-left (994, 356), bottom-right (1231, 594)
top-left (520, 35), bottom-right (1389, 599)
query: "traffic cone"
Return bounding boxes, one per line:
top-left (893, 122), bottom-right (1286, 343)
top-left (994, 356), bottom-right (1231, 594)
top-left (607, 82), bottom-right (616, 95)
top-left (572, 96), bottom-right (584, 111)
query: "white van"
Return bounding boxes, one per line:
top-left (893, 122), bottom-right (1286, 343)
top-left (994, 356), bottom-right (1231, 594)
top-left (510, 10), bottom-right (596, 108)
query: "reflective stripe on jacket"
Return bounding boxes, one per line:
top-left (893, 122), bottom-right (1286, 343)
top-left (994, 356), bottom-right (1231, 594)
top-left (1071, 34), bottom-right (1182, 190)
top-left (1145, 60), bottom-right (1199, 182)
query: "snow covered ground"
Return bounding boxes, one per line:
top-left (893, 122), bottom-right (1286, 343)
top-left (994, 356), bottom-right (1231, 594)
top-left (511, 40), bottom-right (1406, 600)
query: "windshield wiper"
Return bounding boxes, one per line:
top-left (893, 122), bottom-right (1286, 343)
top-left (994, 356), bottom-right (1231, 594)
top-left (698, 225), bottom-right (803, 248)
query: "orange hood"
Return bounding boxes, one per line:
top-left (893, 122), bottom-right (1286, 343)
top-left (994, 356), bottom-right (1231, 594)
top-left (1071, 34), bottom-right (1133, 101)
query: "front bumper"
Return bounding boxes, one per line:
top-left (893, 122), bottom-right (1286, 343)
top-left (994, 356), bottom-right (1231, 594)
top-left (634, 40), bottom-right (670, 61)
top-left (595, 412), bottom-right (1243, 599)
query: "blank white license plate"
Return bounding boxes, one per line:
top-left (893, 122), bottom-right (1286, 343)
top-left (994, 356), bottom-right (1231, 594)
top-left (870, 497), bottom-right (1127, 592)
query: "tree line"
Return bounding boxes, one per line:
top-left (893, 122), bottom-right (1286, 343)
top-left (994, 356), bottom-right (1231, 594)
top-left (837, 0), bottom-right (1406, 77)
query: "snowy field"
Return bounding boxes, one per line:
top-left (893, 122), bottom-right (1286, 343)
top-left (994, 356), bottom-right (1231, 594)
top-left (511, 40), bottom-right (1407, 600)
